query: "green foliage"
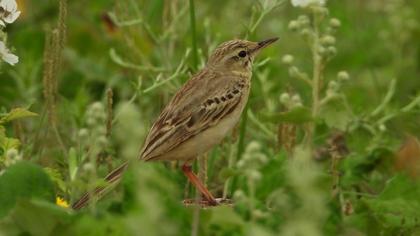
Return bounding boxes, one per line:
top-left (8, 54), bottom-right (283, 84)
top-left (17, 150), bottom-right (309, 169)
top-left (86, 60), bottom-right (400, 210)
top-left (319, 96), bottom-right (352, 130)
top-left (0, 0), bottom-right (420, 235)
top-left (0, 107), bottom-right (37, 160)
top-left (0, 108), bottom-right (37, 125)
top-left (0, 162), bottom-right (55, 217)
top-left (261, 106), bottom-right (313, 124)
top-left (364, 175), bottom-right (420, 228)
top-left (0, 200), bottom-right (72, 236)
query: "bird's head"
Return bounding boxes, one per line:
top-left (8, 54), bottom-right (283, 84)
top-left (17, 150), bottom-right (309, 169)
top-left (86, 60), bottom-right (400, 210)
top-left (207, 37), bottom-right (278, 74)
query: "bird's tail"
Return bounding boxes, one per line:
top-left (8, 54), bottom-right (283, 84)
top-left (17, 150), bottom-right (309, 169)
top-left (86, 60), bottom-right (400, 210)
top-left (71, 161), bottom-right (129, 210)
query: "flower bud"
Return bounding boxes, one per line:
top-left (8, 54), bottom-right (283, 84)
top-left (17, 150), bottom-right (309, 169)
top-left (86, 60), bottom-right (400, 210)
top-left (78, 128), bottom-right (89, 139)
top-left (330, 18), bottom-right (341, 28)
top-left (233, 190), bottom-right (246, 201)
top-left (328, 80), bottom-right (339, 91)
top-left (15, 155), bottom-right (22, 162)
top-left (247, 141), bottom-right (261, 152)
top-left (288, 20), bottom-right (300, 31)
top-left (257, 154), bottom-right (268, 164)
top-left (317, 45), bottom-right (327, 55)
top-left (297, 15), bottom-right (310, 27)
top-left (288, 66), bottom-right (300, 79)
top-left (252, 209), bottom-right (267, 219)
top-left (327, 46), bottom-right (337, 57)
top-left (313, 6), bottom-right (329, 16)
top-left (86, 117), bottom-right (96, 127)
top-left (249, 170), bottom-right (262, 181)
top-left (321, 35), bottom-right (336, 45)
top-left (83, 163), bottom-right (94, 172)
top-left (280, 93), bottom-right (291, 105)
top-left (97, 136), bottom-right (108, 148)
top-left (379, 124), bottom-right (386, 132)
top-left (337, 71), bottom-right (350, 81)
top-left (96, 126), bottom-right (107, 136)
top-left (6, 148), bottom-right (18, 159)
top-left (237, 159), bottom-right (245, 168)
top-left (281, 54), bottom-right (294, 65)
top-left (291, 94), bottom-right (302, 106)
top-left (299, 29), bottom-right (311, 38)
top-left (91, 102), bottom-right (104, 113)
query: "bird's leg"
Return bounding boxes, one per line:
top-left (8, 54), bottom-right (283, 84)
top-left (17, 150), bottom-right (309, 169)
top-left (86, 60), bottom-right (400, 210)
top-left (181, 164), bottom-right (217, 205)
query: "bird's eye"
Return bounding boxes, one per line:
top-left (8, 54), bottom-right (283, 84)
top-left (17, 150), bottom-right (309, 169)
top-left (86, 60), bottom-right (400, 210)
top-left (238, 50), bottom-right (247, 58)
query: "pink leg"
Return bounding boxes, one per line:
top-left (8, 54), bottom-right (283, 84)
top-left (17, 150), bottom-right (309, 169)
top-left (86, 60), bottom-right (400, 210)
top-left (182, 164), bottom-right (217, 205)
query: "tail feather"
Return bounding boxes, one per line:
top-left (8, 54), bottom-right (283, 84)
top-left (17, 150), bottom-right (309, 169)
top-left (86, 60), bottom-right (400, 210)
top-left (71, 162), bottom-right (129, 210)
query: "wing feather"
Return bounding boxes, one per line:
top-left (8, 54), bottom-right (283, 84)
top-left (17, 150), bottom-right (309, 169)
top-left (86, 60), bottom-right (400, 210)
top-left (140, 71), bottom-right (245, 161)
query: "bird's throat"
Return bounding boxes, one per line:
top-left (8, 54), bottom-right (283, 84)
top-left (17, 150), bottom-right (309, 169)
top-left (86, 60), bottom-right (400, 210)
top-left (231, 70), bottom-right (251, 78)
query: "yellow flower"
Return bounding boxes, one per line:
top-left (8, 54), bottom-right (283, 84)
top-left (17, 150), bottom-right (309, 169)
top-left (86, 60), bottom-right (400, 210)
top-left (56, 196), bottom-right (69, 208)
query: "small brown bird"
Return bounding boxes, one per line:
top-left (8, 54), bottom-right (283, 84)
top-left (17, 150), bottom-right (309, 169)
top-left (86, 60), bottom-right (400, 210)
top-left (72, 37), bottom-right (278, 209)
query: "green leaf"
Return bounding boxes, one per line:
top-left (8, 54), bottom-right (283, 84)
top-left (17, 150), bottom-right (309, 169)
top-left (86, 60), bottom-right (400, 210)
top-left (207, 206), bottom-right (245, 227)
top-left (219, 167), bottom-right (239, 180)
top-left (363, 175), bottom-right (420, 228)
top-left (0, 199), bottom-right (72, 236)
top-left (44, 167), bottom-right (67, 193)
top-left (0, 108), bottom-right (38, 125)
top-left (319, 97), bottom-right (352, 130)
top-left (0, 126), bottom-right (5, 137)
top-left (68, 147), bottom-right (78, 181)
top-left (0, 161), bottom-right (55, 218)
top-left (261, 106), bottom-right (313, 124)
top-left (0, 136), bottom-right (20, 151)
top-left (0, 124), bottom-right (21, 155)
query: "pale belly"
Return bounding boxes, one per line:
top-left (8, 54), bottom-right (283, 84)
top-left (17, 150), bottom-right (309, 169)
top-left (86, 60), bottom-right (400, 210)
top-left (153, 98), bottom-right (247, 162)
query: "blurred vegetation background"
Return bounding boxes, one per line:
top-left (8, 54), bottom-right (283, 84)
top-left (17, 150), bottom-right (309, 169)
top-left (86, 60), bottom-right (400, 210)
top-left (0, 0), bottom-right (420, 235)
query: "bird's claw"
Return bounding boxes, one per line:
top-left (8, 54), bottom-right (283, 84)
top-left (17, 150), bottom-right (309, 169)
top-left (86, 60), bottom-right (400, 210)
top-left (183, 198), bottom-right (233, 208)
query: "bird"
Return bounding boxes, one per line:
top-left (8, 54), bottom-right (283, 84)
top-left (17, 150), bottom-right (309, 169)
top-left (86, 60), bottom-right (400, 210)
top-left (72, 37), bottom-right (278, 210)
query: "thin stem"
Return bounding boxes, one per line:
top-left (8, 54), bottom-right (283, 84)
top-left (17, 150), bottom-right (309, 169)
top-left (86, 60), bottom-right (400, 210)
top-left (306, 10), bottom-right (323, 146)
top-left (250, 11), bottom-right (267, 34)
top-left (248, 110), bottom-right (276, 138)
top-left (297, 72), bottom-right (313, 86)
top-left (112, 76), bottom-right (142, 124)
top-left (222, 143), bottom-right (235, 199)
top-left (376, 94), bottom-right (420, 125)
top-left (142, 49), bottom-right (190, 94)
top-left (312, 23), bottom-right (321, 120)
top-left (189, 0), bottom-right (198, 69)
top-left (401, 94), bottom-right (420, 112)
top-left (341, 191), bottom-right (377, 198)
top-left (109, 48), bottom-right (167, 72)
top-left (106, 88), bottom-right (113, 138)
top-left (231, 103), bottom-right (249, 192)
top-left (191, 154), bottom-right (207, 236)
top-left (53, 124), bottom-right (66, 153)
top-left (370, 79), bottom-right (396, 117)
top-left (237, 104), bottom-right (249, 160)
top-left (248, 176), bottom-right (256, 222)
top-left (189, 2), bottom-right (201, 235)
top-left (330, 149), bottom-right (341, 198)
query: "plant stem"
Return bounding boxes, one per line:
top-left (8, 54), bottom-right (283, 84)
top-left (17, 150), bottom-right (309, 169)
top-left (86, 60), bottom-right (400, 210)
top-left (189, 1), bottom-right (202, 235)
top-left (222, 144), bottom-right (235, 199)
top-left (231, 103), bottom-right (249, 191)
top-left (307, 11), bottom-right (323, 147)
top-left (106, 88), bottom-right (113, 138)
top-left (189, 0), bottom-right (198, 69)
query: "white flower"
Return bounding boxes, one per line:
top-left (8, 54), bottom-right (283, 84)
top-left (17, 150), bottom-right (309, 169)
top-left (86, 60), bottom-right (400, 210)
top-left (291, 0), bottom-right (325, 8)
top-left (0, 41), bottom-right (18, 65)
top-left (0, 0), bottom-right (21, 26)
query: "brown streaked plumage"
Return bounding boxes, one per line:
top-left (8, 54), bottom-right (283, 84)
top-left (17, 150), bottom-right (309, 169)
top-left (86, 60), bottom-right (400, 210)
top-left (72, 37), bottom-right (278, 210)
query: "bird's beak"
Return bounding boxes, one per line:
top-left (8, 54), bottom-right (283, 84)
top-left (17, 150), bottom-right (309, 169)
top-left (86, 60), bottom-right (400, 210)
top-left (250, 37), bottom-right (279, 55)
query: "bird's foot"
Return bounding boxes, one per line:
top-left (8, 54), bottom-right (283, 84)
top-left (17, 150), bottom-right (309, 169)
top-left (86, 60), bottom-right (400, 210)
top-left (183, 198), bottom-right (233, 208)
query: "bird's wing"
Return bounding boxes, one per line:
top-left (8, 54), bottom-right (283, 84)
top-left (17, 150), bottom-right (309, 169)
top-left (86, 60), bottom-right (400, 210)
top-left (140, 71), bottom-right (246, 161)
